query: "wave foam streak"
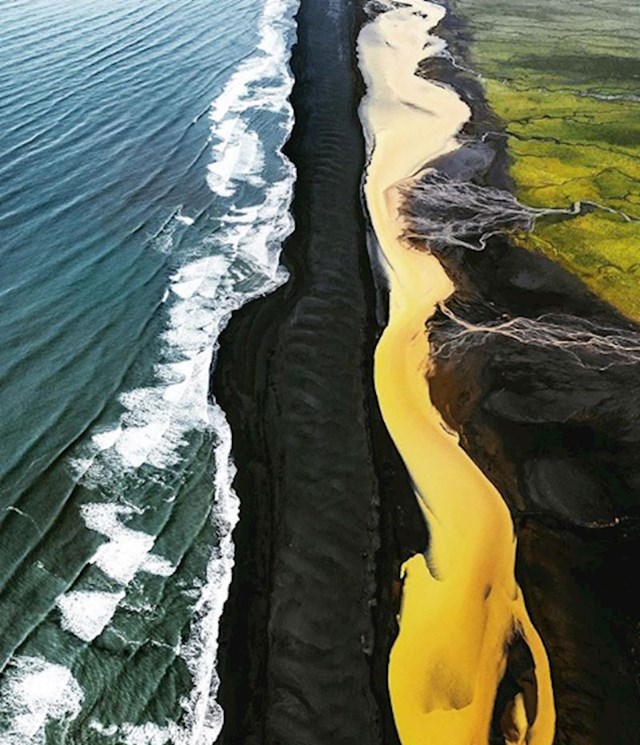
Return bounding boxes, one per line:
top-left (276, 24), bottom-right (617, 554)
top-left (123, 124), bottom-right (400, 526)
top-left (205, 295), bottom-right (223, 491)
top-left (11, 0), bottom-right (301, 742)
top-left (173, 5), bottom-right (300, 731)
top-left (0, 657), bottom-right (83, 745)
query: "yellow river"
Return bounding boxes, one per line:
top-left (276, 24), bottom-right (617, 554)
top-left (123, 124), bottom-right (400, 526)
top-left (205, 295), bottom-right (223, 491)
top-left (357, 2), bottom-right (556, 743)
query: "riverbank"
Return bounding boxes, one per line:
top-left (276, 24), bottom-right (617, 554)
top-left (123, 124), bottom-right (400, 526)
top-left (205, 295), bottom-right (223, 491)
top-left (357, 2), bottom-right (554, 743)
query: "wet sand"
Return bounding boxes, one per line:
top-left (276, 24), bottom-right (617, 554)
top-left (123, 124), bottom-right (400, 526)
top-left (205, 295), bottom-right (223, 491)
top-left (358, 2), bottom-right (554, 743)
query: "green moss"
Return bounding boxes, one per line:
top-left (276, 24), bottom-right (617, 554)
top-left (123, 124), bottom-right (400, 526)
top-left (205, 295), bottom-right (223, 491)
top-left (514, 214), bottom-right (640, 318)
top-left (450, 0), bottom-right (640, 319)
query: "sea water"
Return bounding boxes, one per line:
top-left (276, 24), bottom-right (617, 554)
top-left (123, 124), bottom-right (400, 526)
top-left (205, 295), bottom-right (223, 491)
top-left (0, 0), bottom-right (297, 741)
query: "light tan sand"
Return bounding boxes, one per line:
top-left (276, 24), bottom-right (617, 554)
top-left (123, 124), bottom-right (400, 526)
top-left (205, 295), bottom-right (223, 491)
top-left (357, 2), bottom-right (556, 743)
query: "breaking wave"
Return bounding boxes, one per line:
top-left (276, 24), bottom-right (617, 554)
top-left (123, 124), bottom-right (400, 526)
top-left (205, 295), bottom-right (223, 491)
top-left (0, 0), bottom-right (299, 742)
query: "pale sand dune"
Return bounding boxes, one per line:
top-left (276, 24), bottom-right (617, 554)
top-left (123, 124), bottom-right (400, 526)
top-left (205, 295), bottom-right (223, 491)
top-left (357, 2), bottom-right (555, 742)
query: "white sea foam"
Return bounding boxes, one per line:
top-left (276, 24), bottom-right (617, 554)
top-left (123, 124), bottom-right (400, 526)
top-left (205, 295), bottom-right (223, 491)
top-left (59, 0), bottom-right (299, 740)
top-left (0, 657), bottom-right (83, 745)
top-left (52, 505), bottom-right (176, 645)
top-left (175, 208), bottom-right (195, 226)
top-left (142, 553), bottom-right (175, 576)
top-left (90, 720), bottom-right (174, 745)
top-left (92, 721), bottom-right (174, 745)
top-left (89, 719), bottom-right (118, 737)
top-left (89, 721), bottom-right (119, 736)
top-left (173, 403), bottom-right (238, 744)
top-left (57, 590), bottom-right (126, 643)
top-left (207, 119), bottom-right (266, 196)
top-left (121, 722), bottom-right (173, 745)
top-left (92, 426), bottom-right (122, 451)
top-left (82, 503), bottom-right (175, 586)
top-left (170, 0), bottom-right (299, 741)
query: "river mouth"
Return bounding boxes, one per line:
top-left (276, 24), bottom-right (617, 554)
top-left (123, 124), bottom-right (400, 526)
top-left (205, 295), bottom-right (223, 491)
top-left (357, 2), bottom-right (555, 742)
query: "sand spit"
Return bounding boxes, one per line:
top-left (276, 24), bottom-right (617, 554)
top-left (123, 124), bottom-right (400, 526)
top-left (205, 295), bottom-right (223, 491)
top-left (357, 2), bottom-right (555, 743)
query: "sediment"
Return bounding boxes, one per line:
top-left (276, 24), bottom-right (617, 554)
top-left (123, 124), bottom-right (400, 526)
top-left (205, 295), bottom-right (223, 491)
top-left (357, 3), bottom-right (554, 743)
top-left (211, 0), bottom-right (420, 742)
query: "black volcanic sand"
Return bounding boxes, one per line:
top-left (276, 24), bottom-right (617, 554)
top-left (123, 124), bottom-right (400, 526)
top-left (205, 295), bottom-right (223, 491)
top-left (211, 0), bottom-right (423, 743)
top-left (408, 4), bottom-right (640, 743)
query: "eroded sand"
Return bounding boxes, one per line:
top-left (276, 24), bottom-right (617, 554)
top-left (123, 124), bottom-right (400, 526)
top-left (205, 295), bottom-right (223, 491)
top-left (357, 2), bottom-right (555, 742)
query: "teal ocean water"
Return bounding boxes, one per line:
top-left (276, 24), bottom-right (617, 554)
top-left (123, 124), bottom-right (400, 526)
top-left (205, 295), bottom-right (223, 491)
top-left (0, 0), bottom-right (296, 741)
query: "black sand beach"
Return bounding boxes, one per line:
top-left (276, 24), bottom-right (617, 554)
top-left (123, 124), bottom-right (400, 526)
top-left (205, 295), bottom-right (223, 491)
top-left (212, 0), bottom-right (421, 742)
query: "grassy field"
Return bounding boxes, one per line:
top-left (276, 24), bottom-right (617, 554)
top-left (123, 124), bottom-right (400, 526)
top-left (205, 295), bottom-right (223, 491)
top-left (450, 0), bottom-right (640, 318)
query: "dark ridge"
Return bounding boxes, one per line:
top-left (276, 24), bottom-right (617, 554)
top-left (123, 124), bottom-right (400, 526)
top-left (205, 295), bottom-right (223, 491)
top-left (405, 2), bottom-right (640, 742)
top-left (211, 0), bottom-right (423, 742)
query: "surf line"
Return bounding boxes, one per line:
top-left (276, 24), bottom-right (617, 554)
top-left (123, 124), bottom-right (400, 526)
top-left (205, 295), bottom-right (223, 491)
top-left (357, 2), bottom-right (555, 743)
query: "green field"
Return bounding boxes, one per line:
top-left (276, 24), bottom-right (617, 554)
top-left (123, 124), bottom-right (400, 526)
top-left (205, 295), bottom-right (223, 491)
top-left (450, 0), bottom-right (640, 318)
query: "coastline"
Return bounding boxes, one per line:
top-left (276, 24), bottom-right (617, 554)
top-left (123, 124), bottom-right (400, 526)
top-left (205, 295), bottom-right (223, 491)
top-left (211, 0), bottom-right (419, 741)
top-left (4, 0), bottom-right (640, 740)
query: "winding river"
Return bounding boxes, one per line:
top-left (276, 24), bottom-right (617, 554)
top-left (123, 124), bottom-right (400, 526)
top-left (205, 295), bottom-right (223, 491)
top-left (357, 2), bottom-right (555, 742)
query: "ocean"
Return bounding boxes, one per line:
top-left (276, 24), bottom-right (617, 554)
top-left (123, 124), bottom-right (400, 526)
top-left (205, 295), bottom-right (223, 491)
top-left (0, 0), bottom-right (297, 741)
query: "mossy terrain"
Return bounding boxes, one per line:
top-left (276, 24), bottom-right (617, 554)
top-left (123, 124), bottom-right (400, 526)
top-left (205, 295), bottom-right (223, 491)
top-left (450, 0), bottom-right (640, 319)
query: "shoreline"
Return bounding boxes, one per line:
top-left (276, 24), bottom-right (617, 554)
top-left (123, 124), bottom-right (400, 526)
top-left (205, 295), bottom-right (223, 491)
top-left (211, 0), bottom-right (419, 741)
